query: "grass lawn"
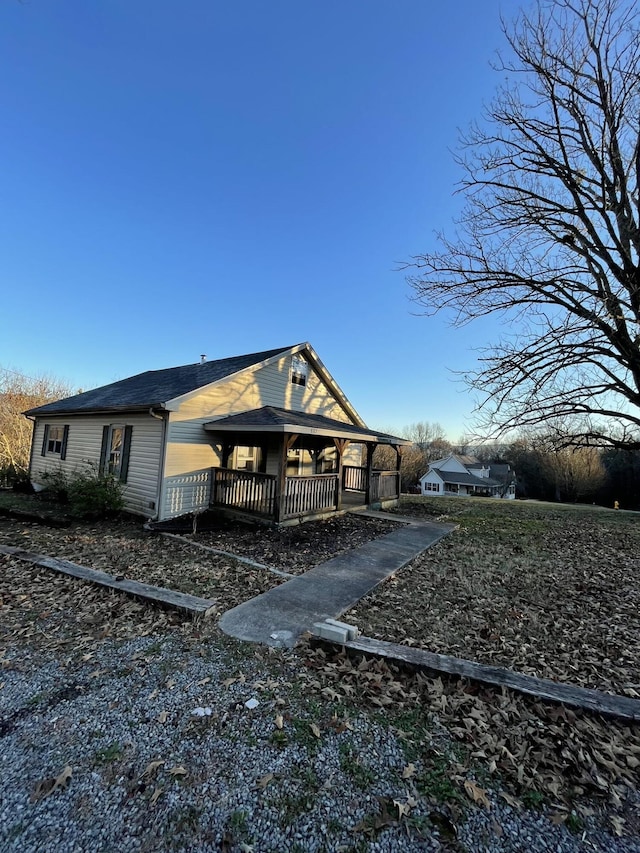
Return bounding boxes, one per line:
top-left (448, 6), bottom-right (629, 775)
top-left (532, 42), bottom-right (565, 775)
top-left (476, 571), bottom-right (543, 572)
top-left (347, 496), bottom-right (640, 695)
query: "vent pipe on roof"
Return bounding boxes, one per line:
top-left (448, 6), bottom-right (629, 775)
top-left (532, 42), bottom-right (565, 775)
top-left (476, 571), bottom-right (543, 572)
top-left (200, 354), bottom-right (207, 364)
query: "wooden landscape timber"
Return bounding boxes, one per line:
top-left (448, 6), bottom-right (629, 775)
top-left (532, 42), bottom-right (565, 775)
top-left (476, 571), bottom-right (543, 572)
top-left (0, 544), bottom-right (216, 619)
top-left (337, 635), bottom-right (640, 723)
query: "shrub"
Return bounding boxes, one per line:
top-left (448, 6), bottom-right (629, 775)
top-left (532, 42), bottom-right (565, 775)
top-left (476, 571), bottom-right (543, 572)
top-left (1, 463), bottom-right (33, 491)
top-left (42, 464), bottom-right (124, 517)
top-left (40, 467), bottom-right (70, 503)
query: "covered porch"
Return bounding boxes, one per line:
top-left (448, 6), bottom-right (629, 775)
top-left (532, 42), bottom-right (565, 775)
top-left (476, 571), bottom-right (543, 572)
top-left (203, 406), bottom-right (410, 524)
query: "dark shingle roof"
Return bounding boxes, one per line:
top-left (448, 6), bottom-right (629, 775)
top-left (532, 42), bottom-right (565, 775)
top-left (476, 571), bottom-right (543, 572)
top-left (489, 464), bottom-right (514, 479)
top-left (437, 471), bottom-right (502, 488)
top-left (205, 406), bottom-right (410, 445)
top-left (26, 346), bottom-right (296, 416)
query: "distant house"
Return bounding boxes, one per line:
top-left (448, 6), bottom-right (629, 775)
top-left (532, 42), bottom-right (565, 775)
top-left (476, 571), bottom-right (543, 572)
top-left (26, 343), bottom-right (410, 524)
top-left (419, 454), bottom-right (516, 499)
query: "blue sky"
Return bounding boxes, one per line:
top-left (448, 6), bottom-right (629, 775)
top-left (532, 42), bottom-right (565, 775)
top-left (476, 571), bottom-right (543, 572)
top-left (0, 0), bottom-right (509, 439)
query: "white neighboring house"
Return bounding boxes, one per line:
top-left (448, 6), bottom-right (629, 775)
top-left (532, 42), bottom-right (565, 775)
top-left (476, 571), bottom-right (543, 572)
top-left (419, 454), bottom-right (516, 499)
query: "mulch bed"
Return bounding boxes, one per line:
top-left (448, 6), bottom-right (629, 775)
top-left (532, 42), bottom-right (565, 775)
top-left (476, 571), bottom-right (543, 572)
top-left (186, 512), bottom-right (403, 575)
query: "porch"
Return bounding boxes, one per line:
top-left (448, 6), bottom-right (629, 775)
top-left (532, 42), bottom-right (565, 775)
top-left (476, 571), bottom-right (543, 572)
top-left (209, 465), bottom-right (401, 523)
top-left (203, 405), bottom-right (410, 525)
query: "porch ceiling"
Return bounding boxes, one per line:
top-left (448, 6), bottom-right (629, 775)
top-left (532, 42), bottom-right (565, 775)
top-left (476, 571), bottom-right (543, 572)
top-left (203, 406), bottom-right (411, 445)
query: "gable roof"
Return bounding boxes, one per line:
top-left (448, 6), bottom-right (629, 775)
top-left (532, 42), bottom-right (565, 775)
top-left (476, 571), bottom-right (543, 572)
top-left (437, 471), bottom-right (502, 488)
top-left (421, 453), bottom-right (512, 489)
top-left (204, 406), bottom-right (411, 445)
top-left (431, 453), bottom-right (481, 469)
top-left (25, 345), bottom-right (296, 416)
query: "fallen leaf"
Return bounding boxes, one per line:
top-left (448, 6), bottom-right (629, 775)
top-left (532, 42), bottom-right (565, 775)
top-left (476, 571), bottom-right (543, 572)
top-left (196, 677), bottom-right (210, 686)
top-left (256, 773), bottom-right (274, 790)
top-left (549, 812), bottom-right (567, 825)
top-left (402, 763), bottom-right (416, 779)
top-left (141, 760), bottom-right (165, 779)
top-left (610, 816), bottom-right (625, 837)
top-left (30, 765), bottom-right (72, 802)
top-left (168, 765), bottom-right (187, 776)
top-left (310, 723), bottom-right (321, 739)
top-left (499, 791), bottom-right (522, 810)
top-left (464, 779), bottom-right (491, 809)
top-left (394, 799), bottom-right (411, 818)
top-left (150, 786), bottom-right (163, 806)
top-left (274, 714), bottom-right (284, 730)
top-left (156, 711), bottom-right (168, 724)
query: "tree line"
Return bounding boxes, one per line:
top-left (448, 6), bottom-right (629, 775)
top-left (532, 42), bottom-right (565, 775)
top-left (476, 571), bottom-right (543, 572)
top-left (0, 367), bottom-right (72, 485)
top-left (374, 420), bottom-right (639, 509)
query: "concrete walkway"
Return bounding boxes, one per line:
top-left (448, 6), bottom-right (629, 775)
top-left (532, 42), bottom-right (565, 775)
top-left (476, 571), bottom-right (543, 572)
top-left (218, 512), bottom-right (455, 647)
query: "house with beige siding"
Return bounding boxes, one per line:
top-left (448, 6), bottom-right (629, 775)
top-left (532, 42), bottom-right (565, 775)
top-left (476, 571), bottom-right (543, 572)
top-left (26, 343), bottom-right (410, 524)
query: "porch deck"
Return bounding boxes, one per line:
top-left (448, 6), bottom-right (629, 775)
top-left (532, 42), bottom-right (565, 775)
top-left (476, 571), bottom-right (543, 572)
top-left (209, 466), bottom-right (399, 523)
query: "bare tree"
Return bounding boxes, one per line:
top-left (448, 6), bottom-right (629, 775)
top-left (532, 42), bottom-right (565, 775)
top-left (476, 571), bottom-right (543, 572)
top-left (371, 421), bottom-right (451, 489)
top-left (408, 0), bottom-right (640, 449)
top-left (535, 434), bottom-right (608, 500)
top-left (0, 367), bottom-right (72, 482)
top-left (403, 421), bottom-right (447, 448)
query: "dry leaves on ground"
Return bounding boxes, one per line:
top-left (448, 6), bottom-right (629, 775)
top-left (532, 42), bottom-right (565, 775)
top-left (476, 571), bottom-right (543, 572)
top-left (301, 642), bottom-right (640, 816)
top-left (0, 516), bottom-right (283, 612)
top-left (350, 499), bottom-right (640, 695)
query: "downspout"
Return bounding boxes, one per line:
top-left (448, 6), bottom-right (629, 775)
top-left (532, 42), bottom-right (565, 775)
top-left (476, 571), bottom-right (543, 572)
top-left (149, 407), bottom-right (167, 521)
top-left (23, 414), bottom-right (37, 485)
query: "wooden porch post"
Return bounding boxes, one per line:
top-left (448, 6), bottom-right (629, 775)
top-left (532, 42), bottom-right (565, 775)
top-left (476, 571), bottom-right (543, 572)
top-left (274, 434), bottom-right (298, 523)
top-left (333, 439), bottom-right (350, 511)
top-left (364, 442), bottom-right (375, 505)
top-left (394, 445), bottom-right (404, 498)
top-left (221, 441), bottom-right (233, 469)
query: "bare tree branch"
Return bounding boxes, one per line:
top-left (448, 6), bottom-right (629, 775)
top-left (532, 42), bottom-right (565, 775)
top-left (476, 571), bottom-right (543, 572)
top-left (408, 0), bottom-right (640, 449)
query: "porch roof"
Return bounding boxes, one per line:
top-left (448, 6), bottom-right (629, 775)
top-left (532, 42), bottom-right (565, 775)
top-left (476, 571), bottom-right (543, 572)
top-left (204, 406), bottom-right (411, 445)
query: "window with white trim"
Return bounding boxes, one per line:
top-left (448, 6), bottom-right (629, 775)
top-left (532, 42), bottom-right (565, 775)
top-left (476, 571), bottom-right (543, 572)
top-left (106, 426), bottom-right (124, 477)
top-left (41, 424), bottom-right (69, 459)
top-left (291, 355), bottom-right (309, 387)
top-left (47, 426), bottom-right (64, 454)
top-left (233, 445), bottom-right (264, 473)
